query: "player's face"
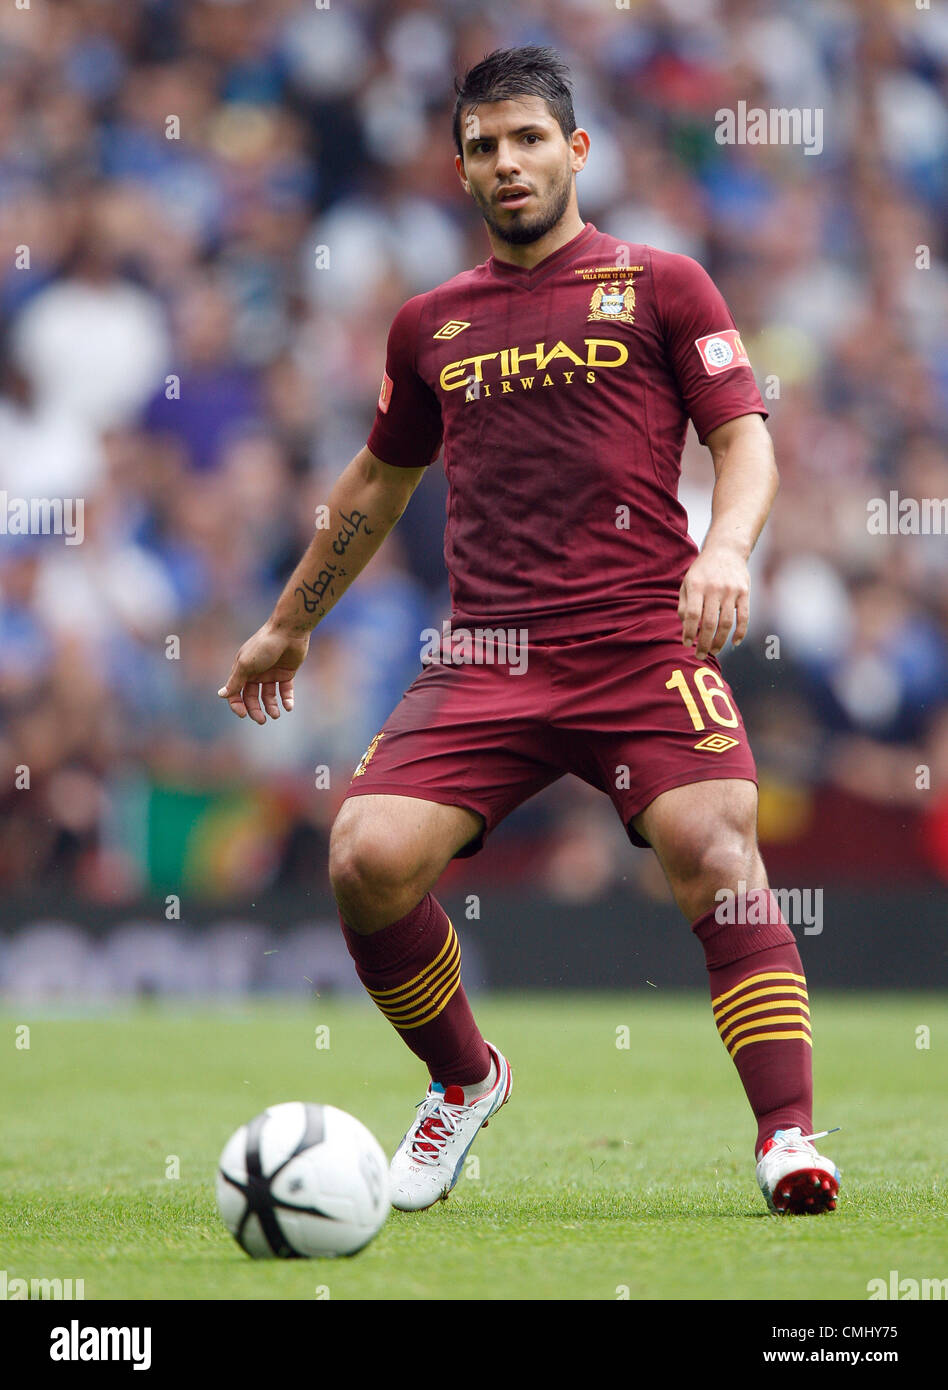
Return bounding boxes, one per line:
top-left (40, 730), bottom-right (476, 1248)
top-left (455, 97), bottom-right (583, 246)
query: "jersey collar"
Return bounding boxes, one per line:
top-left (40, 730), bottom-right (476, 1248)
top-left (487, 221), bottom-right (598, 289)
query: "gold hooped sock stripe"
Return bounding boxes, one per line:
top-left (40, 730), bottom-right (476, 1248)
top-left (722, 1011), bottom-right (812, 1053)
top-left (715, 991), bottom-right (810, 1034)
top-left (730, 1029), bottom-right (813, 1059)
top-left (711, 978), bottom-right (806, 1034)
top-left (388, 970), bottom-right (462, 1030)
top-left (368, 933), bottom-right (461, 1018)
top-left (372, 950), bottom-right (458, 1028)
top-left (711, 969), bottom-right (808, 1012)
top-left (366, 921), bottom-right (461, 1030)
top-left (367, 921), bottom-right (458, 1001)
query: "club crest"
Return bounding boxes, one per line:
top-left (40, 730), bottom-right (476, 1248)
top-left (353, 732), bottom-right (384, 778)
top-left (588, 280), bottom-right (635, 325)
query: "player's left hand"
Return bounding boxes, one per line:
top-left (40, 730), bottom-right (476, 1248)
top-left (678, 542), bottom-right (750, 661)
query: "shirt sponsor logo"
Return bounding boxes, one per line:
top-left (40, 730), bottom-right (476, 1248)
top-left (378, 370), bottom-right (393, 413)
top-left (433, 320), bottom-right (472, 340)
top-left (439, 338), bottom-right (628, 393)
top-left (695, 329), bottom-right (750, 376)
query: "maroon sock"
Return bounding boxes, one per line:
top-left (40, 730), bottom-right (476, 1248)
top-left (693, 889), bottom-right (813, 1155)
top-left (340, 892), bottom-right (490, 1087)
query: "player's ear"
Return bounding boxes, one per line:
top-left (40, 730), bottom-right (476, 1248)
top-left (454, 153), bottom-right (470, 194)
top-left (569, 128), bottom-right (590, 173)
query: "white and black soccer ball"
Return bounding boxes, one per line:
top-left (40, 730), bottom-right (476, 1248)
top-left (217, 1102), bottom-right (390, 1258)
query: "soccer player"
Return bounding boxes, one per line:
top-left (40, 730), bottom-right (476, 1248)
top-left (219, 47), bottom-right (839, 1216)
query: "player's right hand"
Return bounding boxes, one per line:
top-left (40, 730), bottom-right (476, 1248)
top-left (218, 621), bottom-right (310, 724)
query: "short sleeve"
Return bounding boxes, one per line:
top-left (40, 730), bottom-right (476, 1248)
top-left (366, 294), bottom-right (443, 468)
top-left (652, 251), bottom-right (768, 444)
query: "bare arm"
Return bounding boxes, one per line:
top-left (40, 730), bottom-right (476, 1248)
top-left (218, 446), bottom-right (426, 723)
top-left (273, 446), bottom-right (426, 635)
top-left (678, 412), bottom-right (778, 661)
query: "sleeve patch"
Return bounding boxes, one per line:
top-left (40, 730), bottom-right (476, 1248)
top-left (378, 370), bottom-right (394, 413)
top-left (694, 329), bottom-right (750, 376)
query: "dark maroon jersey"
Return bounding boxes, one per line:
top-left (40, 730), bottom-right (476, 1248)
top-left (367, 222), bottom-right (767, 637)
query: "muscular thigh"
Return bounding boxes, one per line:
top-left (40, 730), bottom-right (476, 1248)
top-left (632, 778), bottom-right (765, 919)
top-left (329, 794), bottom-right (483, 931)
top-left (632, 778), bottom-right (760, 867)
top-left (331, 793), bottom-right (482, 877)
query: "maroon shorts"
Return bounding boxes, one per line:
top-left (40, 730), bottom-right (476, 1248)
top-left (343, 610), bottom-right (757, 856)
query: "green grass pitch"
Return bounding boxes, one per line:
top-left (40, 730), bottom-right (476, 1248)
top-left (1, 994), bottom-right (945, 1301)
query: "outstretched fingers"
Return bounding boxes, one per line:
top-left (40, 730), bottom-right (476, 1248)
top-left (219, 666), bottom-right (296, 725)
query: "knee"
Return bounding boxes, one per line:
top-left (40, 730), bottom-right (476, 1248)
top-left (689, 836), bottom-right (758, 891)
top-left (663, 820), bottom-right (762, 917)
top-left (328, 808), bottom-right (416, 909)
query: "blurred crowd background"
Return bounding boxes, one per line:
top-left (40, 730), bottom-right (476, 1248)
top-left (0, 0), bottom-right (946, 909)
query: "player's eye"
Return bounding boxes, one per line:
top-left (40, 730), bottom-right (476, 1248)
top-left (523, 133), bottom-right (540, 143)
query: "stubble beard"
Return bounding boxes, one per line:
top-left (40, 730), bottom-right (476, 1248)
top-left (474, 163), bottom-right (574, 247)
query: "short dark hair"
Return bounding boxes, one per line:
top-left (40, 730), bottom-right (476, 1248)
top-left (452, 46), bottom-right (576, 158)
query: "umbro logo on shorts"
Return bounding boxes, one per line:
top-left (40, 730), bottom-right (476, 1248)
top-left (693, 734), bottom-right (740, 753)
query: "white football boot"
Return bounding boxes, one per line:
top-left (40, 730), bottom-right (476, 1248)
top-left (389, 1043), bottom-right (512, 1212)
top-left (756, 1127), bottom-right (840, 1214)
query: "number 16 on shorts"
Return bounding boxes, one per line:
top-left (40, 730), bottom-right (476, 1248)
top-left (666, 665), bottom-right (742, 753)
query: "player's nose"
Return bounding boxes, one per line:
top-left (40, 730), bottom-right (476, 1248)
top-left (493, 141), bottom-right (521, 177)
